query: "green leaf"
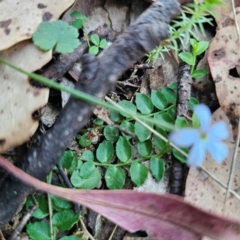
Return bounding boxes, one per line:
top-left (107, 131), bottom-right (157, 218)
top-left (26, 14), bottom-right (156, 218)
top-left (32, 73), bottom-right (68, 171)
top-left (96, 140), bottom-right (114, 162)
top-left (151, 90), bottom-right (168, 110)
top-left (80, 161), bottom-right (96, 178)
top-left (60, 151), bottom-right (78, 175)
top-left (103, 126), bottom-right (119, 142)
top-left (80, 150), bottom-right (94, 161)
top-left (118, 100), bottom-right (137, 118)
top-left (178, 52), bottom-right (195, 65)
top-left (167, 107), bottom-right (176, 121)
top-left (175, 116), bottom-right (188, 129)
top-left (153, 128), bottom-right (168, 151)
top-left (110, 110), bottom-right (123, 122)
top-left (135, 93), bottom-right (154, 114)
top-left (60, 236), bottom-right (81, 240)
top-left (33, 20), bottom-right (80, 54)
top-left (192, 112), bottom-right (201, 128)
top-left (150, 157), bottom-right (165, 182)
top-left (154, 112), bottom-right (174, 131)
top-left (60, 236), bottom-right (82, 240)
top-left (51, 196), bottom-right (72, 211)
top-left (134, 121), bottom-right (152, 142)
top-left (191, 68), bottom-right (208, 79)
top-left (27, 222), bottom-right (50, 240)
top-left (52, 209), bottom-right (80, 231)
top-left (71, 168), bottom-right (101, 189)
top-left (90, 34), bottom-right (100, 45)
top-left (190, 38), bottom-right (198, 53)
top-left (78, 132), bottom-right (92, 147)
top-left (130, 162), bottom-right (148, 187)
top-left (161, 87), bottom-right (177, 104)
top-left (120, 121), bottom-right (134, 140)
top-left (105, 166), bottom-right (125, 189)
top-left (188, 97), bottom-right (199, 111)
top-left (99, 39), bottom-right (107, 49)
top-left (93, 117), bottom-right (104, 125)
top-left (168, 82), bottom-right (178, 90)
top-left (26, 195), bottom-right (49, 219)
top-left (116, 136), bottom-right (132, 162)
top-left (172, 148), bottom-right (188, 163)
top-left (194, 41), bottom-right (209, 56)
top-left (89, 46), bottom-right (99, 55)
top-left (137, 140), bottom-right (152, 157)
top-left (70, 11), bottom-right (83, 18)
top-left (72, 19), bottom-right (84, 29)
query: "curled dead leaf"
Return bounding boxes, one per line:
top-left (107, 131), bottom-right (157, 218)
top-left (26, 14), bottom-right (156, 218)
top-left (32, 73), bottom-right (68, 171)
top-left (0, 41), bottom-right (52, 152)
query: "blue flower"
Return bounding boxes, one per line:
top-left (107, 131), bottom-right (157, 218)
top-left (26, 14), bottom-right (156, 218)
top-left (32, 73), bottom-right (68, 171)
top-left (169, 104), bottom-right (229, 167)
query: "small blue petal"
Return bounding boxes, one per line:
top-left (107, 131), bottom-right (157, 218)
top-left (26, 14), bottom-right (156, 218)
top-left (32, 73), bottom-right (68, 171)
top-left (194, 104), bottom-right (211, 131)
top-left (169, 128), bottom-right (199, 147)
top-left (187, 140), bottom-right (205, 167)
top-left (208, 121), bottom-right (229, 140)
top-left (206, 141), bottom-right (228, 163)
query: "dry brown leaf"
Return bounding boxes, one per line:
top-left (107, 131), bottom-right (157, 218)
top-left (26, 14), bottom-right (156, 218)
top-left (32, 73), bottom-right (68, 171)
top-left (213, 0), bottom-right (240, 24)
top-left (207, 7), bottom-right (240, 139)
top-left (0, 40), bottom-right (52, 152)
top-left (0, 0), bottom-right (75, 51)
top-left (185, 108), bottom-right (240, 220)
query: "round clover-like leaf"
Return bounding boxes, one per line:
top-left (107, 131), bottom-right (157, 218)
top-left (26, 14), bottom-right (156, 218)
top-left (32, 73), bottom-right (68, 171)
top-left (103, 126), bottom-right (119, 142)
top-left (134, 121), bottom-right (152, 142)
top-left (70, 168), bottom-right (101, 189)
top-left (80, 161), bottom-right (95, 179)
top-left (150, 157), bottom-right (165, 182)
top-left (90, 34), bottom-right (100, 45)
top-left (96, 140), bottom-right (114, 162)
top-left (137, 139), bottom-right (152, 157)
top-left (33, 20), bottom-right (80, 54)
top-left (99, 39), bottom-right (107, 49)
top-left (72, 19), bottom-right (84, 29)
top-left (110, 110), bottom-right (123, 122)
top-left (105, 166), bottom-right (125, 189)
top-left (60, 150), bottom-right (78, 175)
top-left (78, 132), bottom-right (92, 147)
top-left (116, 136), bottom-right (132, 162)
top-left (52, 209), bottom-right (80, 231)
top-left (80, 150), bottom-right (94, 161)
top-left (51, 196), bottom-right (72, 211)
top-left (89, 46), bottom-right (99, 55)
top-left (161, 87), bottom-right (177, 104)
top-left (192, 69), bottom-right (208, 79)
top-left (118, 100), bottom-right (137, 118)
top-left (120, 121), bottom-right (135, 140)
top-left (135, 93), bottom-right (154, 114)
top-left (130, 162), bottom-right (148, 187)
top-left (27, 222), bottom-right (50, 240)
top-left (178, 52), bottom-right (195, 66)
top-left (151, 90), bottom-right (168, 110)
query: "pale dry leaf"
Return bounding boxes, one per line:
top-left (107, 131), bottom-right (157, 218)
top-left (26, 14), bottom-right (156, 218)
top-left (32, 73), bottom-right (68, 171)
top-left (0, 40), bottom-right (52, 152)
top-left (213, 0), bottom-right (240, 24)
top-left (185, 108), bottom-right (240, 220)
top-left (0, 0), bottom-right (75, 51)
top-left (207, 7), bottom-right (240, 139)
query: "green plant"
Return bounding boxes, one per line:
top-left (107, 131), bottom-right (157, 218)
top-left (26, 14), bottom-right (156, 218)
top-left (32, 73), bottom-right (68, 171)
top-left (58, 83), bottom-right (200, 190)
top-left (70, 11), bottom-right (107, 55)
top-left (146, 0), bottom-right (222, 62)
top-left (178, 38), bottom-right (209, 79)
top-left (89, 33), bottom-right (107, 55)
top-left (26, 194), bottom-right (81, 240)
